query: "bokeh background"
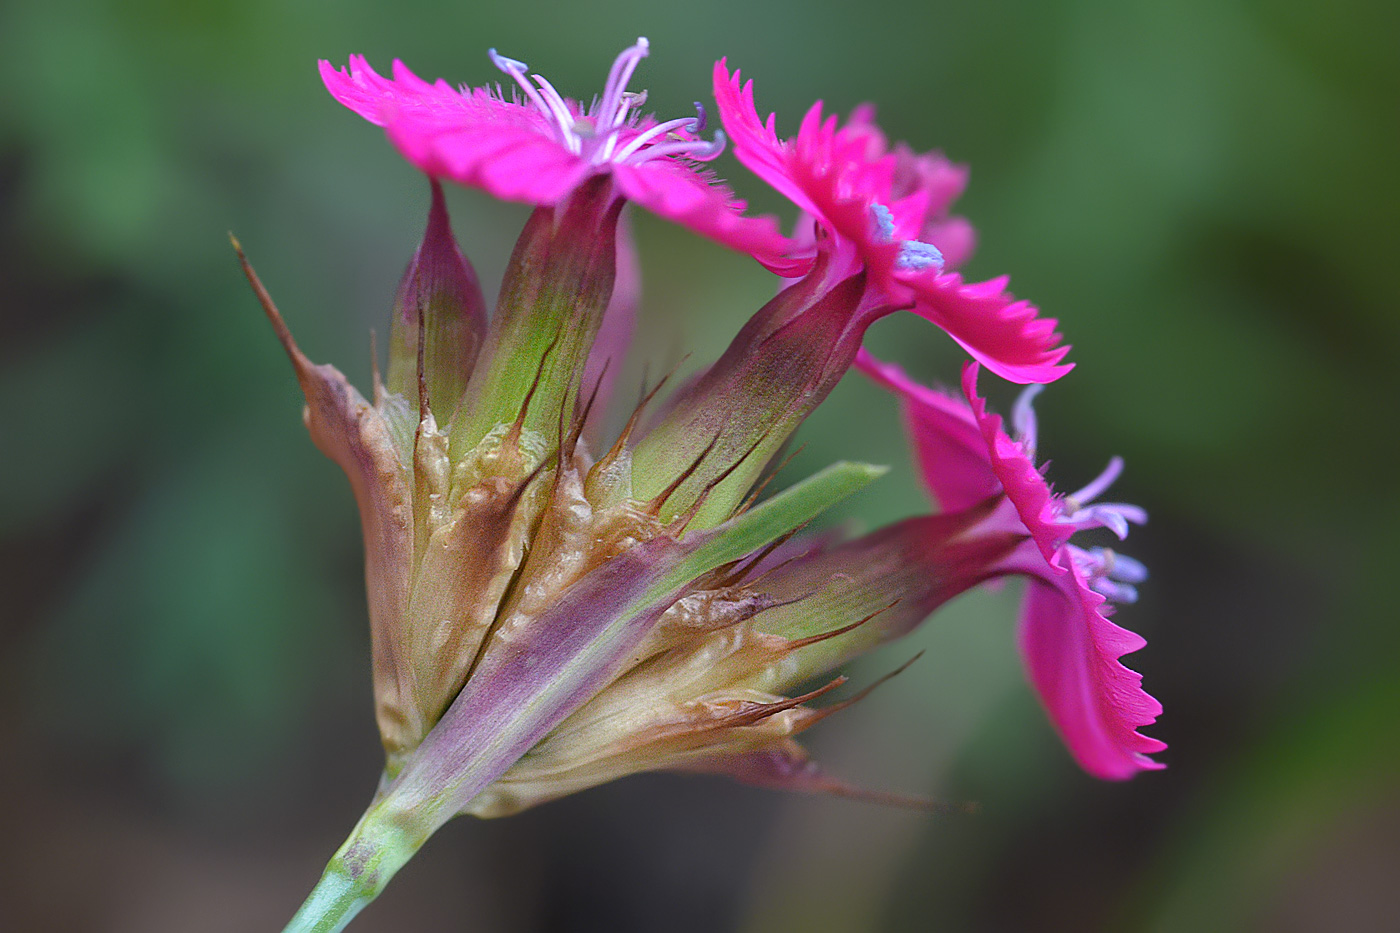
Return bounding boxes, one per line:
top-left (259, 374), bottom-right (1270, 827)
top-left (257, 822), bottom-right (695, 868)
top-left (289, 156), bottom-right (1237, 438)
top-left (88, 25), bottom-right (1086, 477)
top-left (2, 0), bottom-right (1397, 930)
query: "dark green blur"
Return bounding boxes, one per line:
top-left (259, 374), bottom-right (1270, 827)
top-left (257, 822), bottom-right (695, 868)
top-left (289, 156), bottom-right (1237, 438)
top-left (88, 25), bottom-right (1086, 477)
top-left (1, 0), bottom-right (1396, 930)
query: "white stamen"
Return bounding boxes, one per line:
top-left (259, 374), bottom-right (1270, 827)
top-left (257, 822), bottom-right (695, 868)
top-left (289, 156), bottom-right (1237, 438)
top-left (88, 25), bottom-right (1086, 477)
top-left (624, 130), bottom-right (727, 164)
top-left (596, 37), bottom-right (650, 130)
top-left (611, 114), bottom-right (703, 162)
top-left (1012, 385), bottom-right (1043, 456)
top-left (530, 73), bottom-right (580, 152)
top-left (1069, 455), bottom-right (1123, 505)
top-left (489, 48), bottom-right (550, 118)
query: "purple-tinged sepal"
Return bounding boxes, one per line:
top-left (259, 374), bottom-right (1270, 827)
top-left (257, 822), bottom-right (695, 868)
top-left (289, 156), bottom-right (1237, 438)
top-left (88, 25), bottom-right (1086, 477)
top-left (385, 180), bottom-right (488, 416)
top-left (581, 212), bottom-right (640, 442)
top-left (260, 37), bottom-right (1167, 933)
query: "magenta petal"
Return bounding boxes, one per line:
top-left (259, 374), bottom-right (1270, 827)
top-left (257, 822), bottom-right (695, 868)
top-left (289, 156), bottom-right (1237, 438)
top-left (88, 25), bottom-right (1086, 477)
top-left (856, 349), bottom-right (1000, 513)
top-left (714, 59), bottom-right (1072, 384)
top-left (905, 270), bottom-right (1073, 385)
top-left (962, 363), bottom-right (1067, 562)
top-left (921, 215), bottom-right (977, 270)
top-left (611, 161), bottom-right (793, 271)
top-left (324, 54), bottom-right (790, 261)
top-left (1017, 552), bottom-right (1165, 779)
top-left (712, 60), bottom-right (825, 221)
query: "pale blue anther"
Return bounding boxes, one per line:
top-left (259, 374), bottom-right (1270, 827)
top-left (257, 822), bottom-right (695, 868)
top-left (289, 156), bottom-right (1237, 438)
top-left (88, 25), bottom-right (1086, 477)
top-left (488, 49), bottom-right (528, 74)
top-left (897, 240), bottom-right (945, 272)
top-left (691, 101), bottom-right (707, 132)
top-left (872, 203), bottom-right (945, 271)
top-left (1077, 546), bottom-right (1147, 605)
top-left (1094, 579), bottom-right (1140, 604)
top-left (1107, 551), bottom-right (1149, 584)
top-left (872, 203), bottom-right (897, 241)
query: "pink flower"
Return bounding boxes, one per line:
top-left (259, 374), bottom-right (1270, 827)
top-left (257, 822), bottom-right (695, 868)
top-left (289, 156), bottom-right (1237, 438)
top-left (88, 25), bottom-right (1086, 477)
top-left (862, 351), bottom-right (1164, 779)
top-left (713, 61), bottom-right (1072, 385)
top-left (320, 40), bottom-right (791, 266)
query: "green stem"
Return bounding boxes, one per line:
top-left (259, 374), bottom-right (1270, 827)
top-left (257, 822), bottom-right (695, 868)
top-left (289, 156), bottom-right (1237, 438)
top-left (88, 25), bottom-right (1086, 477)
top-left (282, 800), bottom-right (426, 933)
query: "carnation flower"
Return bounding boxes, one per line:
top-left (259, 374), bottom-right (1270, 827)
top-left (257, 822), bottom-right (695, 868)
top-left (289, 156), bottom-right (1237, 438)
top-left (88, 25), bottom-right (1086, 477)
top-left (713, 61), bottom-right (1073, 384)
top-left (320, 39), bottom-right (791, 266)
top-left (239, 40), bottom-right (1164, 933)
top-left (860, 351), bottom-right (1164, 779)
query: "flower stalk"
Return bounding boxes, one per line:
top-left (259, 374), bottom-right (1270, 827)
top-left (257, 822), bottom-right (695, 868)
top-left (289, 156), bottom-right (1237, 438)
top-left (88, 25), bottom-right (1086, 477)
top-left (283, 801), bottom-right (426, 933)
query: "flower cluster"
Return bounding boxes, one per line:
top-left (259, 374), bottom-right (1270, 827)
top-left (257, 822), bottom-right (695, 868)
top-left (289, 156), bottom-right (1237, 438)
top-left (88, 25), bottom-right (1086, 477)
top-left (250, 39), bottom-right (1162, 933)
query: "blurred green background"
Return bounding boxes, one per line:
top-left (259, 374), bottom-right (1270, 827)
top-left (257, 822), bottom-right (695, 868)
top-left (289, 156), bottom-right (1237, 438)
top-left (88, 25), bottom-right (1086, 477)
top-left (2, 0), bottom-right (1397, 930)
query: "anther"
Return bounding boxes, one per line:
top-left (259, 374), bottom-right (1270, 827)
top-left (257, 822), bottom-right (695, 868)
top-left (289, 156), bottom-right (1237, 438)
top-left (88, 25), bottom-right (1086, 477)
top-left (896, 240), bottom-right (945, 272)
top-left (871, 203), bottom-right (896, 242)
top-left (488, 49), bottom-right (528, 74)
